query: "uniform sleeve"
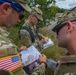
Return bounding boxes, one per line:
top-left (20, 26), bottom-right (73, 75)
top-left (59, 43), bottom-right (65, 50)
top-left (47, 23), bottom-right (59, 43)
top-left (38, 33), bottom-right (44, 40)
top-left (20, 29), bottom-right (32, 47)
top-left (32, 65), bottom-right (45, 75)
top-left (20, 29), bottom-right (43, 51)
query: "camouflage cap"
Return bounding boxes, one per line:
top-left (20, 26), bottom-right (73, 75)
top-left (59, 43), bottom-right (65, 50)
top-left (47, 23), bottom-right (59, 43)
top-left (31, 7), bottom-right (43, 21)
top-left (12, 0), bottom-right (32, 12)
top-left (52, 6), bottom-right (76, 31)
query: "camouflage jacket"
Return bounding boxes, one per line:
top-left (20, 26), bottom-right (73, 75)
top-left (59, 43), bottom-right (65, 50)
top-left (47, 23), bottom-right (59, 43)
top-left (0, 27), bottom-right (45, 75)
top-left (0, 27), bottom-right (26, 75)
top-left (19, 21), bottom-right (43, 51)
top-left (54, 55), bottom-right (76, 75)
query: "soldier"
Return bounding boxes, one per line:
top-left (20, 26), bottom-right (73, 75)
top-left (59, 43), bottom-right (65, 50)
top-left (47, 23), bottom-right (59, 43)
top-left (19, 7), bottom-right (57, 75)
top-left (19, 7), bottom-right (48, 51)
top-left (51, 6), bottom-right (76, 75)
top-left (0, 0), bottom-right (47, 75)
top-left (39, 6), bottom-right (76, 75)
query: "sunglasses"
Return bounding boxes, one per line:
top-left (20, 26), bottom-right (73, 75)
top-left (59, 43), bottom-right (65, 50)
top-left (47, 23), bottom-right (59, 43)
top-left (19, 12), bottom-right (25, 20)
top-left (53, 19), bottom-right (76, 35)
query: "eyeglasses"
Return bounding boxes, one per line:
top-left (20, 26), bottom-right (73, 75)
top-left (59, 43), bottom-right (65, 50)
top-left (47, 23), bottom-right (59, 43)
top-left (18, 12), bottom-right (25, 20)
top-left (38, 19), bottom-right (41, 23)
top-left (54, 19), bottom-right (76, 35)
top-left (33, 15), bottom-right (41, 23)
top-left (10, 1), bottom-right (25, 20)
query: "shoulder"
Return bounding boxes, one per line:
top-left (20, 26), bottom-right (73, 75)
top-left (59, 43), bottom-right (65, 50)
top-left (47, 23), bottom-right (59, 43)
top-left (20, 29), bottom-right (30, 36)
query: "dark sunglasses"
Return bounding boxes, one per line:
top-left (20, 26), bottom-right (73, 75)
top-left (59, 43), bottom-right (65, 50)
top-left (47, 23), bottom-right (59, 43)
top-left (18, 13), bottom-right (25, 20)
top-left (33, 15), bottom-right (41, 23)
top-left (53, 19), bottom-right (76, 35)
top-left (36, 17), bottom-right (41, 23)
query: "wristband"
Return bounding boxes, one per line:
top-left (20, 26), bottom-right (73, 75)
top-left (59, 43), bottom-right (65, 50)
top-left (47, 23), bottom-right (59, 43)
top-left (40, 62), bottom-right (47, 68)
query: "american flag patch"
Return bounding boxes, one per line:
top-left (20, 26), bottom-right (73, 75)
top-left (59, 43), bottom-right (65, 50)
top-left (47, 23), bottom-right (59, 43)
top-left (0, 54), bottom-right (22, 72)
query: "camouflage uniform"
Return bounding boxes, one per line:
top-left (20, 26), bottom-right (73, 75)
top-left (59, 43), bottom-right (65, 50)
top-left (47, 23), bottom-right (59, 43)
top-left (19, 7), bottom-right (46, 75)
top-left (54, 55), bottom-right (76, 75)
top-left (0, 1), bottom-right (45, 75)
top-left (19, 21), bottom-right (43, 51)
top-left (52, 7), bottom-right (76, 75)
top-left (19, 7), bottom-right (44, 51)
top-left (0, 27), bottom-right (26, 75)
top-left (0, 0), bottom-right (30, 75)
top-left (0, 27), bottom-right (45, 75)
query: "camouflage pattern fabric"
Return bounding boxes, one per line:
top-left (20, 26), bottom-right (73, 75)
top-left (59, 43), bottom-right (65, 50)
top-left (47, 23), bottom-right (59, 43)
top-left (20, 21), bottom-right (43, 51)
top-left (52, 6), bottom-right (76, 31)
top-left (57, 7), bottom-right (76, 25)
top-left (0, 27), bottom-right (26, 75)
top-left (0, 27), bottom-right (45, 75)
top-left (31, 7), bottom-right (43, 21)
top-left (32, 65), bottom-right (45, 75)
top-left (54, 55), bottom-right (76, 75)
top-left (52, 6), bottom-right (76, 75)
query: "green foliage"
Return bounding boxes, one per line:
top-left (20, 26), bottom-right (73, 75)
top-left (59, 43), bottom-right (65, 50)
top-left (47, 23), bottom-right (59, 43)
top-left (15, 0), bottom-right (66, 28)
top-left (26, 0), bottom-right (66, 27)
top-left (16, 12), bottom-right (29, 27)
top-left (56, 6), bottom-right (67, 13)
top-left (7, 27), bottom-right (22, 47)
top-left (26, 0), bottom-right (57, 27)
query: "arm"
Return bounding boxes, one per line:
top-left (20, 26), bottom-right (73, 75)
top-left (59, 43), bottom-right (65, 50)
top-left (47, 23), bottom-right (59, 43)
top-left (38, 33), bottom-right (49, 44)
top-left (20, 29), bottom-right (32, 47)
top-left (37, 33), bottom-right (44, 40)
top-left (20, 29), bottom-right (43, 51)
top-left (20, 29), bottom-right (48, 51)
top-left (32, 54), bottom-right (47, 75)
top-left (32, 64), bottom-right (45, 75)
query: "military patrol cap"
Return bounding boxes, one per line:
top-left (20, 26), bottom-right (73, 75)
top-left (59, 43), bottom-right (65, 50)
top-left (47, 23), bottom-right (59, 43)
top-left (0, 0), bottom-right (31, 13)
top-left (52, 6), bottom-right (76, 32)
top-left (31, 7), bottom-right (43, 21)
top-left (13, 0), bottom-right (32, 12)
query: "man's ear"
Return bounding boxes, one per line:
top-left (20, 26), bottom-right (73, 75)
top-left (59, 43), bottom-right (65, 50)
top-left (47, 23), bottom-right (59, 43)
top-left (0, 2), bottom-right (11, 15)
top-left (67, 21), bottom-right (74, 33)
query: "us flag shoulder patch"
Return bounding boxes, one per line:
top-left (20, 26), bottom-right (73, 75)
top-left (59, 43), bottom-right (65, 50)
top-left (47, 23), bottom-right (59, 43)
top-left (0, 54), bottom-right (22, 72)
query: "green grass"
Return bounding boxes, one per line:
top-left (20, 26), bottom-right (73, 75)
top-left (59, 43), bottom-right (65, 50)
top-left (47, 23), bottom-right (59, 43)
top-left (7, 27), bottom-right (66, 75)
top-left (39, 27), bottom-right (65, 75)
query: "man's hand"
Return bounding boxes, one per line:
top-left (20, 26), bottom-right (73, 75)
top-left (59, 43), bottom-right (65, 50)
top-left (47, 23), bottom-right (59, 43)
top-left (39, 54), bottom-right (47, 67)
top-left (39, 54), bottom-right (47, 62)
top-left (19, 46), bottom-right (27, 52)
top-left (41, 37), bottom-right (49, 44)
